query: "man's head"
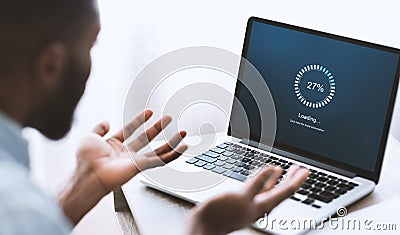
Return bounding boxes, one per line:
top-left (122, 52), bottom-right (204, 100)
top-left (0, 0), bottom-right (100, 140)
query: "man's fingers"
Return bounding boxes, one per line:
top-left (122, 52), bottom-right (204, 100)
top-left (279, 166), bottom-right (309, 192)
top-left (275, 167), bottom-right (309, 198)
top-left (113, 110), bottom-right (153, 142)
top-left (141, 145), bottom-right (188, 170)
top-left (92, 121), bottom-right (110, 137)
top-left (255, 167), bottom-right (309, 214)
top-left (146, 131), bottom-right (187, 156)
top-left (284, 165), bottom-right (300, 179)
top-left (159, 145), bottom-right (188, 163)
top-left (128, 116), bottom-right (172, 152)
top-left (243, 167), bottom-right (275, 198)
top-left (259, 166), bottom-right (282, 193)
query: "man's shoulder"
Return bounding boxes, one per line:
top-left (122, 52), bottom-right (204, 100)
top-left (0, 158), bottom-right (72, 235)
top-left (0, 154), bottom-right (39, 199)
top-left (0, 154), bottom-right (34, 197)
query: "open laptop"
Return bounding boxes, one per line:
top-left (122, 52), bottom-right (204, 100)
top-left (137, 17), bottom-right (400, 234)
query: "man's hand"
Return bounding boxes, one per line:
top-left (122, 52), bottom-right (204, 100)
top-left (187, 165), bottom-right (309, 235)
top-left (58, 110), bottom-right (187, 224)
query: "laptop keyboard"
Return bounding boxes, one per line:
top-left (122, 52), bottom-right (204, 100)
top-left (185, 142), bottom-right (359, 208)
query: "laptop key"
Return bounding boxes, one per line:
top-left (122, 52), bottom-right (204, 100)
top-left (212, 167), bottom-right (226, 174)
top-left (223, 170), bottom-right (233, 177)
top-left (243, 164), bottom-right (252, 170)
top-left (245, 152), bottom-right (254, 157)
top-left (326, 179), bottom-right (339, 185)
top-left (251, 159), bottom-right (259, 164)
top-left (186, 158), bottom-right (198, 164)
top-left (314, 182), bottom-right (326, 188)
top-left (222, 151), bottom-right (234, 157)
top-left (255, 161), bottom-right (264, 167)
top-left (217, 155), bottom-right (228, 161)
top-left (194, 160), bottom-right (207, 167)
top-left (281, 164), bottom-right (290, 169)
top-left (204, 151), bottom-right (219, 158)
top-left (214, 160), bottom-right (225, 167)
top-left (241, 170), bottom-right (250, 176)
top-left (226, 158), bottom-right (237, 164)
top-left (270, 161), bottom-right (281, 166)
top-left (319, 191), bottom-right (339, 199)
top-left (297, 189), bottom-right (309, 195)
top-left (337, 183), bottom-right (354, 191)
top-left (334, 189), bottom-right (347, 195)
top-left (290, 196), bottom-right (301, 201)
top-left (203, 164), bottom-right (215, 170)
top-left (316, 176), bottom-right (329, 182)
top-left (348, 182), bottom-right (359, 187)
top-left (301, 182), bottom-right (312, 190)
top-left (231, 154), bottom-right (241, 160)
top-left (302, 198), bottom-right (314, 205)
top-left (223, 163), bottom-right (234, 169)
top-left (279, 159), bottom-right (288, 164)
top-left (227, 172), bottom-right (247, 182)
top-left (217, 143), bottom-right (228, 149)
top-left (232, 167), bottom-right (243, 172)
top-left (329, 175), bottom-right (338, 180)
top-left (312, 204), bottom-right (321, 209)
top-left (324, 185), bottom-right (337, 192)
top-left (306, 179), bottom-right (317, 185)
top-left (259, 156), bottom-right (268, 161)
top-left (309, 193), bottom-right (332, 203)
top-left (338, 178), bottom-right (349, 184)
top-left (210, 147), bottom-right (225, 154)
top-left (310, 187), bottom-right (321, 193)
top-left (309, 174), bottom-right (318, 179)
top-left (195, 155), bottom-right (217, 164)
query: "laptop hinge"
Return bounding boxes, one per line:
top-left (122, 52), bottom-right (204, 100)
top-left (240, 138), bottom-right (357, 178)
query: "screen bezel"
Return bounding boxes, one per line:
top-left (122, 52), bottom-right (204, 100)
top-left (228, 17), bottom-right (400, 184)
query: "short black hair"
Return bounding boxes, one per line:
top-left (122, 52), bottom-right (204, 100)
top-left (0, 0), bottom-right (97, 77)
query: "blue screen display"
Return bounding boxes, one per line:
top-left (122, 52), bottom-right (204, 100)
top-left (240, 21), bottom-right (399, 172)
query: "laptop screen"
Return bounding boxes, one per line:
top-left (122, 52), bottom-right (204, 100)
top-left (229, 17), bottom-right (400, 181)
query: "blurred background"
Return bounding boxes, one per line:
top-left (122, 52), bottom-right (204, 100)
top-left (23, 0), bottom-right (400, 234)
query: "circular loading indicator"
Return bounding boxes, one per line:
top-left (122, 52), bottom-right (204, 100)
top-left (294, 64), bottom-right (336, 108)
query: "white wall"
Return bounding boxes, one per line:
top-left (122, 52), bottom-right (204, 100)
top-left (25, 1), bottom-right (400, 234)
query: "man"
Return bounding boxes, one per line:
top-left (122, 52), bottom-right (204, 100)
top-left (0, 0), bottom-right (309, 234)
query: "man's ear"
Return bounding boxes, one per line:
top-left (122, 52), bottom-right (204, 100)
top-left (34, 43), bottom-right (67, 91)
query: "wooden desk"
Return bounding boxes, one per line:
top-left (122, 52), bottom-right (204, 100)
top-left (114, 135), bottom-right (400, 235)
